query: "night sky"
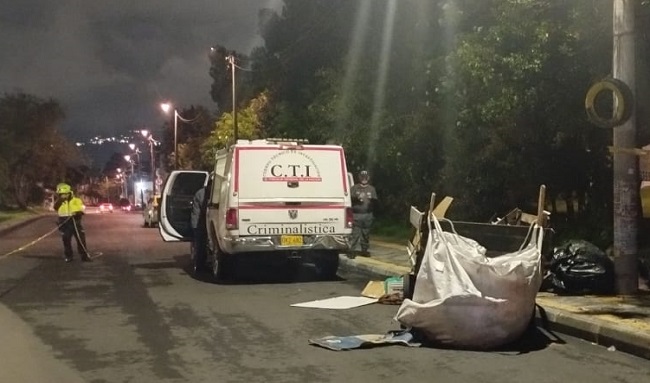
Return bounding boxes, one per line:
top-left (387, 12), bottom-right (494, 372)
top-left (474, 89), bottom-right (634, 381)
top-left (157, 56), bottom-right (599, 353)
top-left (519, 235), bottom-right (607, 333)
top-left (0, 0), bottom-right (283, 166)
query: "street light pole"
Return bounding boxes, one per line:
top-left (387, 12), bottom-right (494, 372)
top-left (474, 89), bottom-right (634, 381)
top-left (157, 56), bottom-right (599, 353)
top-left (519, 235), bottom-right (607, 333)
top-left (116, 169), bottom-right (126, 198)
top-left (160, 102), bottom-right (201, 169)
top-left (129, 143), bottom-right (142, 205)
top-left (124, 155), bottom-right (135, 204)
top-left (227, 54), bottom-right (238, 142)
top-left (128, 144), bottom-right (141, 177)
top-left (141, 130), bottom-right (156, 195)
top-left (173, 109), bottom-right (178, 169)
top-left (150, 139), bottom-right (156, 195)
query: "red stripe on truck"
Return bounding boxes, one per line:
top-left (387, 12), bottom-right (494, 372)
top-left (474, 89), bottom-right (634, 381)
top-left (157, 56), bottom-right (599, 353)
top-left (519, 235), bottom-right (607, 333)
top-left (238, 204), bottom-right (345, 210)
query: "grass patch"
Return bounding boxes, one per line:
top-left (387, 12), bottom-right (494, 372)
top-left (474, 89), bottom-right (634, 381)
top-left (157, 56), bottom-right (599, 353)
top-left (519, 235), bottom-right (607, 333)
top-left (372, 216), bottom-right (412, 244)
top-left (0, 207), bottom-right (47, 224)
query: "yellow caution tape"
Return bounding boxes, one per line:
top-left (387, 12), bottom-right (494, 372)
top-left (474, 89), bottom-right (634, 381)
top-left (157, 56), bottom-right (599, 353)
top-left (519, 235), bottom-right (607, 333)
top-left (0, 217), bottom-right (103, 260)
top-left (0, 226), bottom-right (60, 259)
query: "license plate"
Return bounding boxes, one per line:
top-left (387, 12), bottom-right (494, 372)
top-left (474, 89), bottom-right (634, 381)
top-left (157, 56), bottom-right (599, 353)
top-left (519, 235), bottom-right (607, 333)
top-left (281, 235), bottom-right (303, 246)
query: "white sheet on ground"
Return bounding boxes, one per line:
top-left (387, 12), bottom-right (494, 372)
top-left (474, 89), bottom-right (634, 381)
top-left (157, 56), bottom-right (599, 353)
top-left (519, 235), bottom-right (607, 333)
top-left (291, 296), bottom-right (378, 309)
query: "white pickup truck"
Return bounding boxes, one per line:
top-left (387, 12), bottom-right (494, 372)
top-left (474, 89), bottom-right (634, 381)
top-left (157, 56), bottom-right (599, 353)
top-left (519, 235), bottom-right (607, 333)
top-left (158, 139), bottom-right (354, 281)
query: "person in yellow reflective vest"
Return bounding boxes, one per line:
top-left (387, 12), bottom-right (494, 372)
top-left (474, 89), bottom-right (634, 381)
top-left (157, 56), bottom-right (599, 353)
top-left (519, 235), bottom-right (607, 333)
top-left (53, 183), bottom-right (91, 262)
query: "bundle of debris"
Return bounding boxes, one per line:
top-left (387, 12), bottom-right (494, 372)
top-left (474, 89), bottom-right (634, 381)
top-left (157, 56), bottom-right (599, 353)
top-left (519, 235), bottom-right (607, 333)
top-left (397, 186), bottom-right (552, 349)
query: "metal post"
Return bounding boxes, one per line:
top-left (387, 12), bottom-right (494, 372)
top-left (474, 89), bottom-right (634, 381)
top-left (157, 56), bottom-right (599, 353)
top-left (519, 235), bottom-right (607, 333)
top-left (129, 160), bottom-right (135, 204)
top-left (612, 0), bottom-right (638, 294)
top-left (150, 139), bottom-right (156, 195)
top-left (229, 55), bottom-right (238, 142)
top-left (173, 110), bottom-right (178, 169)
top-left (135, 150), bottom-right (141, 182)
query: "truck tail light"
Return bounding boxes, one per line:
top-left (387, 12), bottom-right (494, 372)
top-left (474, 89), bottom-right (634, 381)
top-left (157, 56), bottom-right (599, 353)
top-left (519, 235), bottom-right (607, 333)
top-left (345, 207), bottom-right (354, 229)
top-left (226, 208), bottom-right (238, 230)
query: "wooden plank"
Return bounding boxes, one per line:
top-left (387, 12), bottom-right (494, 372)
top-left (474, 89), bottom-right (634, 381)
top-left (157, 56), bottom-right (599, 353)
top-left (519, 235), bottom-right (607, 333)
top-left (409, 206), bottom-right (424, 229)
top-left (428, 193), bottom-right (436, 217)
top-left (537, 185), bottom-right (547, 226)
top-left (608, 146), bottom-right (650, 156)
top-left (432, 196), bottom-right (454, 219)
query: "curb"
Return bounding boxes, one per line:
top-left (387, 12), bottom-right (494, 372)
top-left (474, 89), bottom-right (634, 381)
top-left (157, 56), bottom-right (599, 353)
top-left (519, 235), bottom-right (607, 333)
top-left (339, 254), bottom-right (410, 279)
top-left (535, 300), bottom-right (650, 360)
top-left (339, 254), bottom-right (650, 360)
top-left (369, 239), bottom-right (407, 251)
top-left (0, 214), bottom-right (51, 237)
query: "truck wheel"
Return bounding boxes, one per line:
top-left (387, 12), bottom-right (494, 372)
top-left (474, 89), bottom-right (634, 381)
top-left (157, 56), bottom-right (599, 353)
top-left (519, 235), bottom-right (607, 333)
top-left (211, 245), bottom-right (233, 283)
top-left (314, 251), bottom-right (340, 280)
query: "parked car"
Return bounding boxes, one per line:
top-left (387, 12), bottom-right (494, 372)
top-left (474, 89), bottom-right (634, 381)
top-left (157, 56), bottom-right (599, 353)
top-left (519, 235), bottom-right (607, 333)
top-left (99, 202), bottom-right (114, 213)
top-left (119, 198), bottom-right (132, 212)
top-left (143, 196), bottom-right (160, 227)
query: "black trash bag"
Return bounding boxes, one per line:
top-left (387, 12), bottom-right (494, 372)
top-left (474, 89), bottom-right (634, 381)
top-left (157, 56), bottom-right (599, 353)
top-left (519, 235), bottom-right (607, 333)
top-left (543, 240), bottom-right (615, 295)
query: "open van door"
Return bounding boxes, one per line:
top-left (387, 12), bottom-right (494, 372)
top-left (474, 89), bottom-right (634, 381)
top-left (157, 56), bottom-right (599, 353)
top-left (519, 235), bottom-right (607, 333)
top-left (159, 170), bottom-right (209, 242)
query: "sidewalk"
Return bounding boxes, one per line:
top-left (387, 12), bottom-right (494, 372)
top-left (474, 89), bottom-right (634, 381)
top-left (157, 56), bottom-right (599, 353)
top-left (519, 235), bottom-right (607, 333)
top-left (339, 239), bottom-right (650, 360)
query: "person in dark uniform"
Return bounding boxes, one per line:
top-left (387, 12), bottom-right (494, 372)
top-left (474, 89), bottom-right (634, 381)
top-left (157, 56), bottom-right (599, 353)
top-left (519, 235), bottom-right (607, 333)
top-left (190, 179), bottom-right (212, 274)
top-left (349, 170), bottom-right (378, 257)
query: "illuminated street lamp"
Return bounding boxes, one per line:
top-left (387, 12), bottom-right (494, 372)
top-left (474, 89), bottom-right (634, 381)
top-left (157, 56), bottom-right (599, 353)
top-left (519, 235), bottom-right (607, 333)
top-left (129, 143), bottom-right (140, 160)
top-left (160, 102), bottom-right (178, 169)
top-left (141, 129), bottom-right (157, 195)
top-left (160, 102), bottom-right (199, 169)
top-left (128, 143), bottom-right (141, 177)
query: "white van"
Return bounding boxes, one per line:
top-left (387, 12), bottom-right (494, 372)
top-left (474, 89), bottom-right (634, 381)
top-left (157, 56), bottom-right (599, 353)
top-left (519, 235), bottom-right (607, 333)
top-left (158, 139), bottom-right (354, 281)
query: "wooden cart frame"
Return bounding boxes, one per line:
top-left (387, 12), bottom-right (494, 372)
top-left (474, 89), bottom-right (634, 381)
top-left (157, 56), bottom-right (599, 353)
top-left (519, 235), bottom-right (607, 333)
top-left (403, 185), bottom-right (554, 299)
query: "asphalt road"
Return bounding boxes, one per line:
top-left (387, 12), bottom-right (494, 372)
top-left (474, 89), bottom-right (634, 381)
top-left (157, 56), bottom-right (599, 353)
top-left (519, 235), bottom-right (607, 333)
top-left (1, 211), bottom-right (650, 383)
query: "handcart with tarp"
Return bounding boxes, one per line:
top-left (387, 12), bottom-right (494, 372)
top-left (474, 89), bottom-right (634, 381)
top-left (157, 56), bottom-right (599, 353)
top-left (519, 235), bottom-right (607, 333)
top-left (396, 185), bottom-right (554, 349)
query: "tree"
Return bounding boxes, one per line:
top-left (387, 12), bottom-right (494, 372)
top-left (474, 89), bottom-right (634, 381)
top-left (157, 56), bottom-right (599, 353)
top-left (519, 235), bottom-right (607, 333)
top-left (201, 92), bottom-right (271, 164)
top-left (0, 93), bottom-right (83, 209)
top-left (204, 0), bottom-right (633, 246)
top-left (440, 0), bottom-right (612, 226)
top-left (175, 106), bottom-right (216, 171)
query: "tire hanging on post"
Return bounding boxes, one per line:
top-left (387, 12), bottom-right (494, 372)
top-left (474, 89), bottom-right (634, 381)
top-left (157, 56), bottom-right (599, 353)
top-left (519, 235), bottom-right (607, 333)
top-left (585, 78), bottom-right (634, 128)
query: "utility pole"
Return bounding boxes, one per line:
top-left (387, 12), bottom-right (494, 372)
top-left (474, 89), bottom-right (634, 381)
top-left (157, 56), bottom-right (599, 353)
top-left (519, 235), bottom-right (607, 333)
top-left (612, 0), bottom-right (638, 295)
top-left (150, 140), bottom-right (156, 195)
top-left (227, 54), bottom-right (238, 142)
top-left (173, 110), bottom-right (178, 170)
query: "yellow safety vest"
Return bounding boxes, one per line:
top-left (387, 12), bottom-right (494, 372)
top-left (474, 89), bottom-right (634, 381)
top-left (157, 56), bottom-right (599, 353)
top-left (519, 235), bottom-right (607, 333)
top-left (57, 197), bottom-right (85, 217)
